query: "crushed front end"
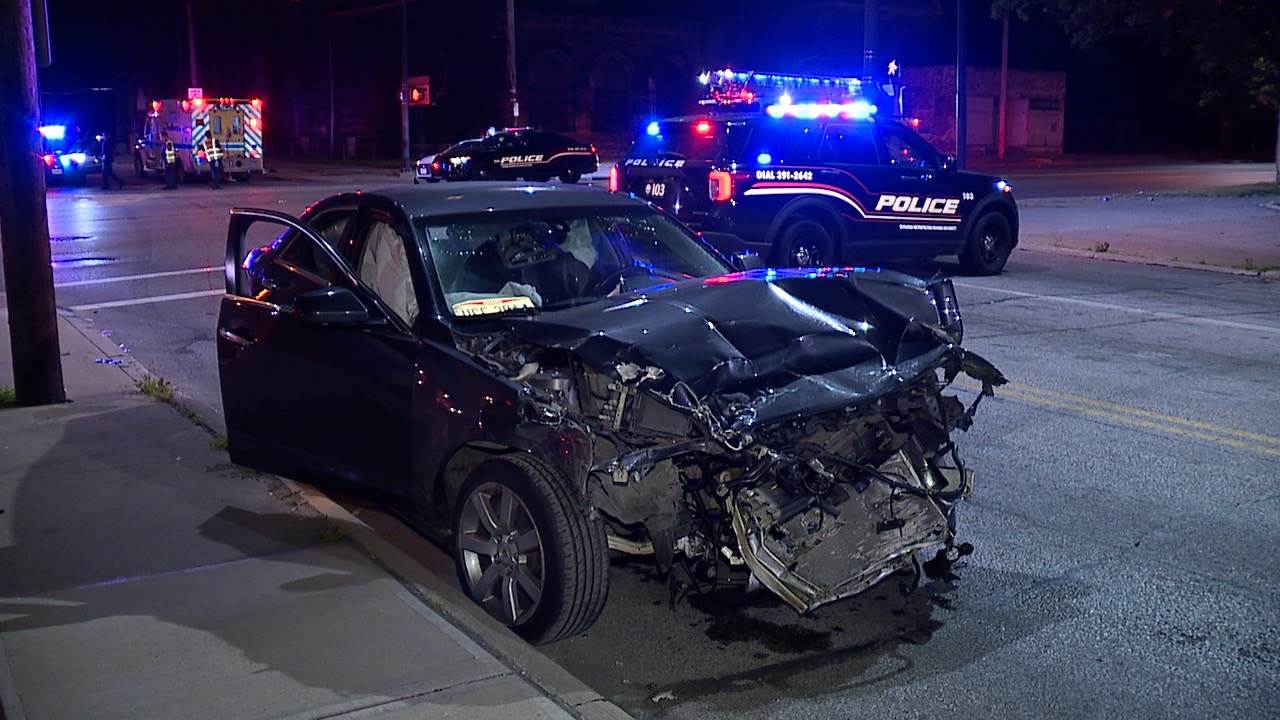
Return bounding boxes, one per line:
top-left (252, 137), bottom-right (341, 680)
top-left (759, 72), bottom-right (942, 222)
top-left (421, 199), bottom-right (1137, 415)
top-left (458, 268), bottom-right (1005, 613)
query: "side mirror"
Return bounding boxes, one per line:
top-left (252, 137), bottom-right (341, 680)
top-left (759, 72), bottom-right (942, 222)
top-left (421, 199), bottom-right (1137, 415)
top-left (295, 287), bottom-right (375, 325)
top-left (730, 250), bottom-right (765, 272)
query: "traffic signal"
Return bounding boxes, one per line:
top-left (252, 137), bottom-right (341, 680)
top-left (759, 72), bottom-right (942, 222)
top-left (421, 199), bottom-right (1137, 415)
top-left (407, 76), bottom-right (431, 106)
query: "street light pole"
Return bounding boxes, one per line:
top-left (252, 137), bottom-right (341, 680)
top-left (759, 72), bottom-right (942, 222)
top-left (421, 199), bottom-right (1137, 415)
top-left (506, 0), bottom-right (518, 127)
top-left (185, 0), bottom-right (198, 88)
top-left (400, 0), bottom-right (410, 171)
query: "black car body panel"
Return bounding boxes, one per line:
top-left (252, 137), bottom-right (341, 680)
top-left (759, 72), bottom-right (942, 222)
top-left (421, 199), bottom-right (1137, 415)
top-left (614, 112), bottom-right (1019, 273)
top-left (417, 129), bottom-right (598, 183)
top-left (217, 183), bottom-right (1003, 638)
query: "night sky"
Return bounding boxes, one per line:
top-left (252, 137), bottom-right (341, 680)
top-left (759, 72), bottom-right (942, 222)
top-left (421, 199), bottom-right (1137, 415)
top-left (32, 0), bottom-right (1277, 158)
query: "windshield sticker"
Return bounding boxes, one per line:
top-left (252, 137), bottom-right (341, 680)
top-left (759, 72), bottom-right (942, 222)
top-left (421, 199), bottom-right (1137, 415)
top-left (452, 296), bottom-right (536, 316)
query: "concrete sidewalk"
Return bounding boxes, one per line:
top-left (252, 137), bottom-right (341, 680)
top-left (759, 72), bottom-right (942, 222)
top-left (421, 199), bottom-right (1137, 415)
top-left (0, 310), bottom-right (629, 719)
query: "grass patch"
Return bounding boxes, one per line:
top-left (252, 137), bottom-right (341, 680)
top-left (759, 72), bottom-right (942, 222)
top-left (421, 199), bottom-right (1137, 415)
top-left (136, 374), bottom-right (174, 402)
top-left (210, 434), bottom-right (229, 451)
top-left (1092, 242), bottom-right (1111, 253)
top-left (0, 386), bottom-right (16, 408)
top-left (1164, 182), bottom-right (1280, 198)
top-left (134, 374), bottom-right (219, 436)
top-left (1239, 258), bottom-right (1280, 273)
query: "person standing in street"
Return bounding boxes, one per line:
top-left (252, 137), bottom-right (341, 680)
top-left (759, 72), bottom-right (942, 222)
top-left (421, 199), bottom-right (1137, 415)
top-left (162, 132), bottom-right (178, 189)
top-left (201, 134), bottom-right (224, 189)
top-left (99, 131), bottom-right (124, 190)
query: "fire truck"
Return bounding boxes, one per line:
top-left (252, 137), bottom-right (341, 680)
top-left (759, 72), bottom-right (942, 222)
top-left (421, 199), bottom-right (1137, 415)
top-left (134, 96), bottom-right (264, 182)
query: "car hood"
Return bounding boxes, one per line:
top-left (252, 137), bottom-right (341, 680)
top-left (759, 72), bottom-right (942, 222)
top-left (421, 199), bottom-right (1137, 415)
top-left (501, 268), bottom-right (961, 430)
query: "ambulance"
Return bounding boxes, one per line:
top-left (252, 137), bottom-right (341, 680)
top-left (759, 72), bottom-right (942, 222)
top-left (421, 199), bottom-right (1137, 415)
top-left (134, 96), bottom-right (264, 182)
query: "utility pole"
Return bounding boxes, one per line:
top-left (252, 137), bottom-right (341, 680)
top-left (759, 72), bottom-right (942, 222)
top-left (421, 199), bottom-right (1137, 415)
top-left (998, 13), bottom-right (1008, 159)
top-left (185, 0), bottom-right (198, 88)
top-left (506, 0), bottom-right (518, 127)
top-left (400, 0), bottom-right (410, 171)
top-left (0, 0), bottom-right (66, 405)
top-left (862, 0), bottom-right (878, 85)
top-left (955, 0), bottom-right (967, 168)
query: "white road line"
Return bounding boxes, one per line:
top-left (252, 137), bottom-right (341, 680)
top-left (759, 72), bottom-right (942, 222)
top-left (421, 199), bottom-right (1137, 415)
top-left (953, 281), bottom-right (1280, 333)
top-left (69, 289), bottom-right (223, 311)
top-left (54, 267), bottom-right (218, 288)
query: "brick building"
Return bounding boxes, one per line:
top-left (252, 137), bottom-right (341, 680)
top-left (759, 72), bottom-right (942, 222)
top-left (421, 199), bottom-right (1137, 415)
top-left (903, 65), bottom-right (1067, 158)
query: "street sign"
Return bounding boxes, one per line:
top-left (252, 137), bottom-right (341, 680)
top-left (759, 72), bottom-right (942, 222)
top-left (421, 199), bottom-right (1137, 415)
top-left (187, 87), bottom-right (203, 99)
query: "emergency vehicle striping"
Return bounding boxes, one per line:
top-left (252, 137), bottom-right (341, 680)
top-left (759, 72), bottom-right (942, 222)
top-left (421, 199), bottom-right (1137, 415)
top-left (743, 182), bottom-right (963, 223)
top-left (190, 104), bottom-right (210, 148)
top-left (240, 103), bottom-right (262, 156)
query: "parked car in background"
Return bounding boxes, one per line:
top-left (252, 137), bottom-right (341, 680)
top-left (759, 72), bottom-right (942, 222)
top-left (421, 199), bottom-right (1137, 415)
top-left (415, 139), bottom-right (483, 183)
top-left (39, 125), bottom-right (103, 186)
top-left (216, 182), bottom-right (1005, 643)
top-left (415, 128), bottom-right (598, 184)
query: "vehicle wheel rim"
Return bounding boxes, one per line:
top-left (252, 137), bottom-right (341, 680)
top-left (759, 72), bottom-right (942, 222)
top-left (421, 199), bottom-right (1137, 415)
top-left (790, 239), bottom-right (822, 267)
top-left (457, 481), bottom-right (545, 628)
top-left (980, 224), bottom-right (1008, 264)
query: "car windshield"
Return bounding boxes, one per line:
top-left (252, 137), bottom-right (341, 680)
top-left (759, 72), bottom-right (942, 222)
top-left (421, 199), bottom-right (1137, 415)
top-left (420, 206), bottom-right (729, 316)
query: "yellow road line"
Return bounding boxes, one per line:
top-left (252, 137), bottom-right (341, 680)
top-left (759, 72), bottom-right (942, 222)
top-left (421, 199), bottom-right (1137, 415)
top-left (955, 379), bottom-right (1280, 458)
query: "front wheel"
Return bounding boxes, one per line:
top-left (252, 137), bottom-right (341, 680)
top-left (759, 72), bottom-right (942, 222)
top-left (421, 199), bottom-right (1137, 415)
top-left (453, 455), bottom-right (609, 644)
top-left (959, 213), bottom-right (1014, 275)
top-left (775, 218), bottom-right (837, 267)
top-left (558, 167), bottom-right (582, 184)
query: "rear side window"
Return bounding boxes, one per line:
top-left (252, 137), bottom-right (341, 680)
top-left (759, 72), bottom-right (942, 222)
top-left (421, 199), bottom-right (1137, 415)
top-left (741, 122), bottom-right (820, 165)
top-left (818, 124), bottom-right (879, 165)
top-left (627, 121), bottom-right (748, 164)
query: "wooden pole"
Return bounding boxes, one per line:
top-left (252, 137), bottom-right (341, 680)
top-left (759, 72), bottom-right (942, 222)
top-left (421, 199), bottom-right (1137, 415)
top-left (0, 0), bottom-right (66, 405)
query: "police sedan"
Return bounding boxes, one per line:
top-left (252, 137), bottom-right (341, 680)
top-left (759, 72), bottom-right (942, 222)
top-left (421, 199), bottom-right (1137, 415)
top-left (417, 128), bottom-right (599, 184)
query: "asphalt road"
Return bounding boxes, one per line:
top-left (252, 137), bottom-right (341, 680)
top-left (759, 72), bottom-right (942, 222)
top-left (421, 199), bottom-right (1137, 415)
top-left (4, 161), bottom-right (1279, 719)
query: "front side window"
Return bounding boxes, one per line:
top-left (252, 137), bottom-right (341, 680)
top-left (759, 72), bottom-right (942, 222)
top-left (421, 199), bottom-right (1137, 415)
top-left (242, 210), bottom-right (356, 306)
top-left (355, 219), bottom-right (419, 327)
top-left (420, 206), bottom-right (729, 316)
top-left (878, 126), bottom-right (940, 169)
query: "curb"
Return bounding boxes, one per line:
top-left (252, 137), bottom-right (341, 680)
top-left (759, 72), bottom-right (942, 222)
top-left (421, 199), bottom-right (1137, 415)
top-left (50, 311), bottom-right (631, 720)
top-left (281, 479), bottom-right (633, 720)
top-left (1016, 244), bottom-right (1280, 279)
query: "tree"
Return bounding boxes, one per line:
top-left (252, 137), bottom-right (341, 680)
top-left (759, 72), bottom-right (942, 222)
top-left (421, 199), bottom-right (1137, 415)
top-left (993, 0), bottom-right (1279, 182)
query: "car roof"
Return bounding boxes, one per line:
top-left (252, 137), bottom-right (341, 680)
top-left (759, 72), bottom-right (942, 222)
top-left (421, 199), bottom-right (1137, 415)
top-left (319, 182), bottom-right (645, 220)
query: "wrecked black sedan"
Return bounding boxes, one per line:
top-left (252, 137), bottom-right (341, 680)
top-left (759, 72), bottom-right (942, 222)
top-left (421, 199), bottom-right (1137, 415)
top-left (217, 183), bottom-right (1004, 643)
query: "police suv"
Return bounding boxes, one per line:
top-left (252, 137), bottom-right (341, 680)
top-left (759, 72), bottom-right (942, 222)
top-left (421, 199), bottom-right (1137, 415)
top-left (611, 94), bottom-right (1019, 275)
top-left (420, 128), bottom-right (599, 184)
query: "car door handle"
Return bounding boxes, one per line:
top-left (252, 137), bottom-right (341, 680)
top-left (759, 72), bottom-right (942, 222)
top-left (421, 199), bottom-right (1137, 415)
top-left (219, 328), bottom-right (254, 347)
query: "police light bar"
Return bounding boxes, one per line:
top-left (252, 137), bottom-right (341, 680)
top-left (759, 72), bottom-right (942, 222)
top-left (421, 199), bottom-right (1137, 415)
top-left (699, 68), bottom-right (867, 109)
top-left (765, 101), bottom-right (876, 120)
top-left (38, 125), bottom-right (66, 140)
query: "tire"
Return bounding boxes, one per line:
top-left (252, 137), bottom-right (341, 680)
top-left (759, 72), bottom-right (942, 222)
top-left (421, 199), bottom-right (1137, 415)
top-left (959, 212), bottom-right (1014, 275)
top-left (134, 154), bottom-right (145, 178)
top-left (774, 218), bottom-right (837, 267)
top-left (453, 454), bottom-right (609, 644)
top-left (558, 167), bottom-right (582, 184)
top-left (233, 172), bottom-right (251, 183)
